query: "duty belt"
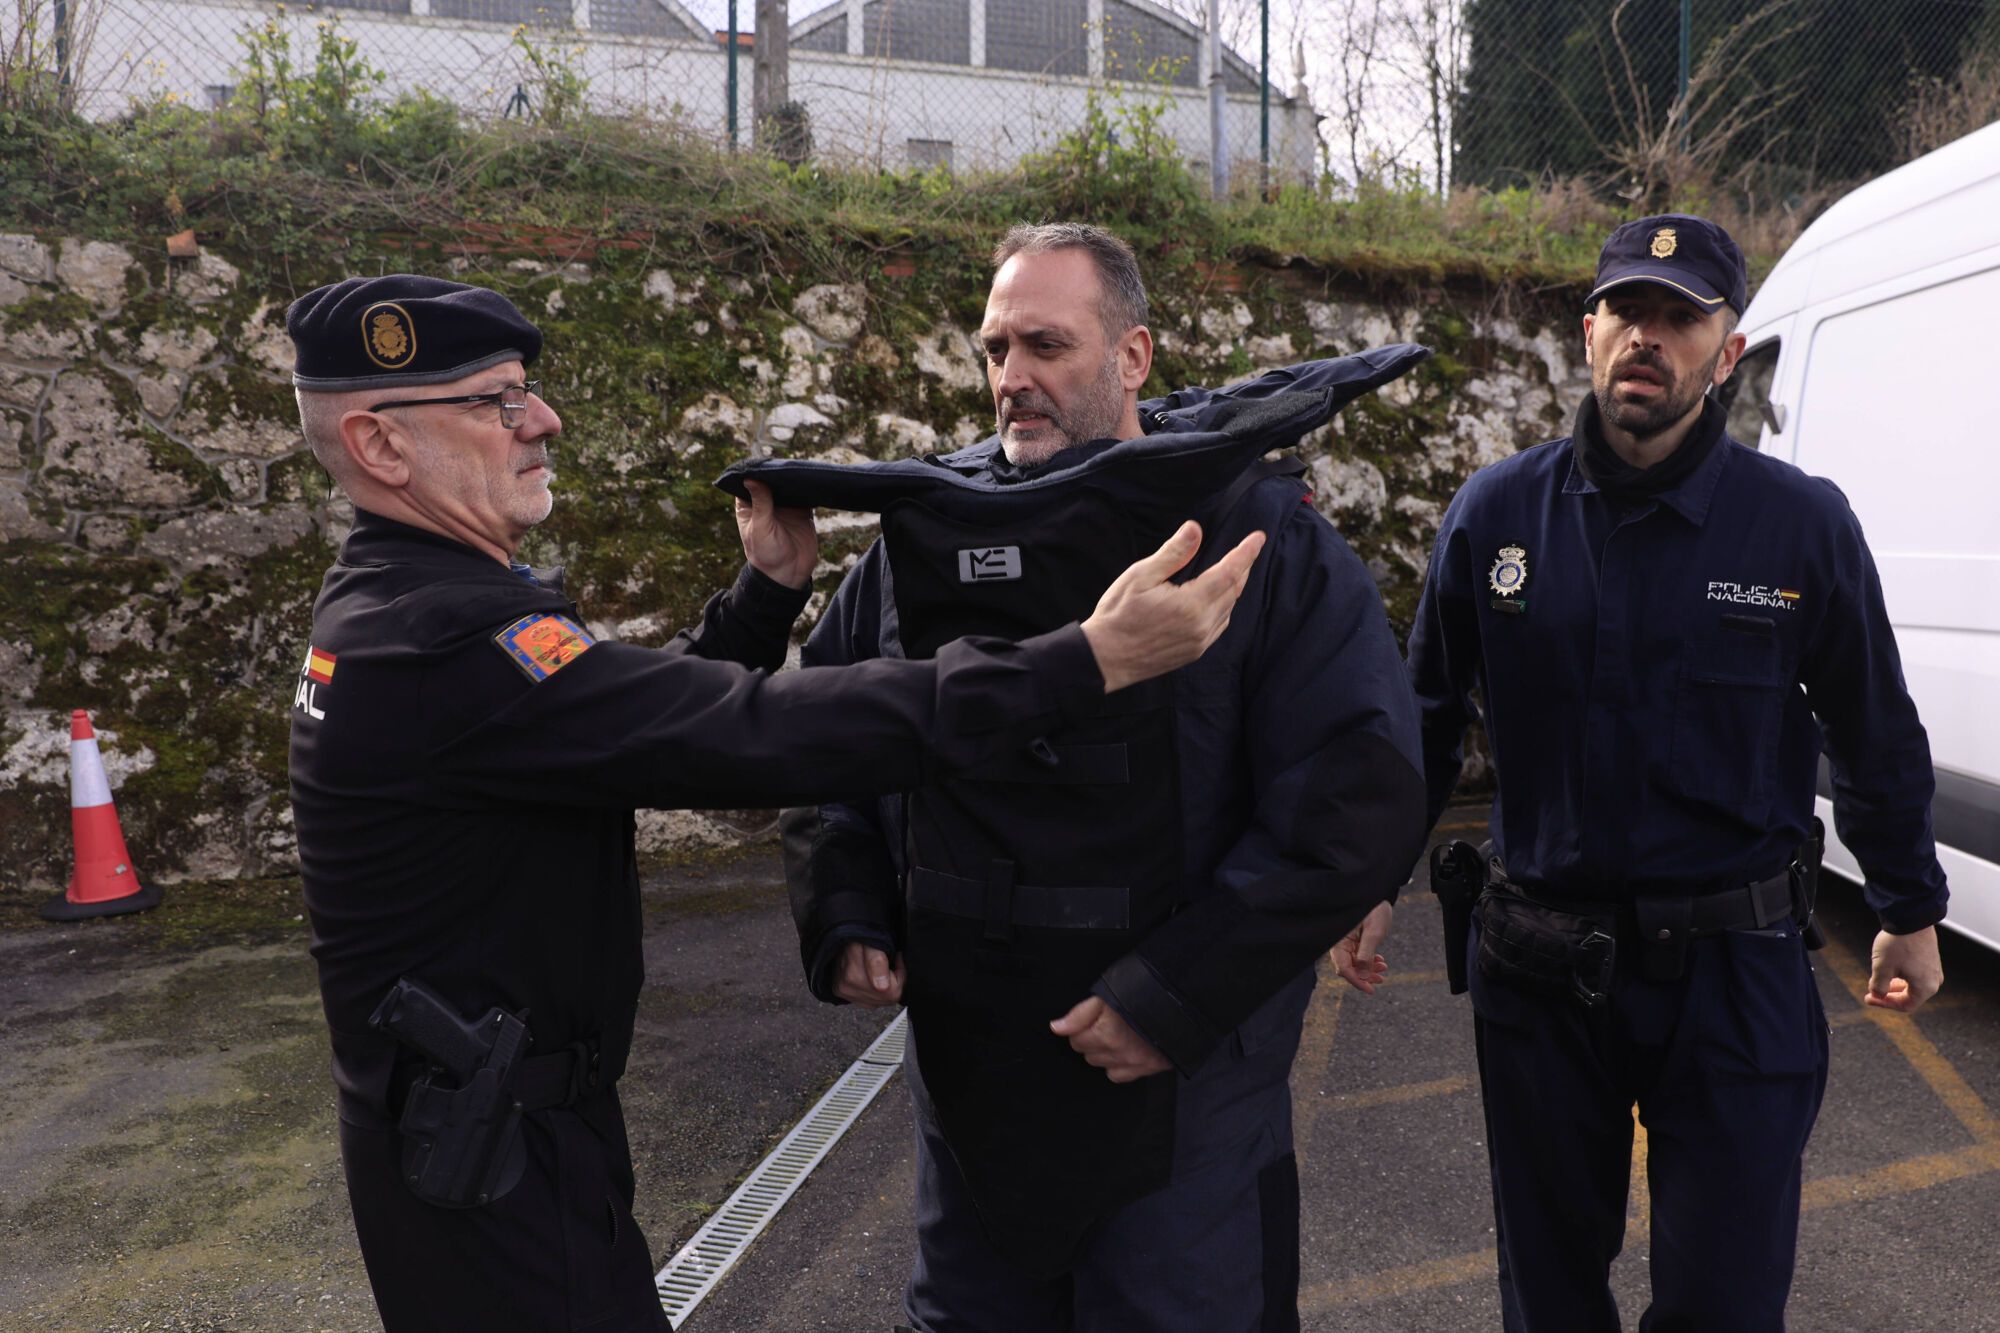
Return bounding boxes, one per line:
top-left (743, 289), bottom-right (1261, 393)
top-left (1526, 869), bottom-right (1804, 983)
top-left (508, 1037), bottom-right (607, 1111)
top-left (341, 1035), bottom-right (609, 1128)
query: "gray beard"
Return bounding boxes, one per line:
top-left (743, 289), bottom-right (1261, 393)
top-left (999, 354), bottom-right (1127, 466)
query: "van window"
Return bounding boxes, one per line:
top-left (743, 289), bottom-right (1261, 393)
top-left (1718, 339), bottom-right (1779, 445)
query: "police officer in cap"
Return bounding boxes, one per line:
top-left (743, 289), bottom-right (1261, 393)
top-left (284, 274), bottom-right (1264, 1330)
top-left (1403, 215), bottom-right (1948, 1328)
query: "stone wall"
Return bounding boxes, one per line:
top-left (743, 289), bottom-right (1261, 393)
top-left (0, 231), bottom-right (1590, 893)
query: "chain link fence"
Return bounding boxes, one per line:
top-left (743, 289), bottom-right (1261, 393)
top-left (9, 0), bottom-right (2000, 197)
top-left (15, 0), bottom-right (1317, 181)
top-left (1446, 0), bottom-right (1999, 205)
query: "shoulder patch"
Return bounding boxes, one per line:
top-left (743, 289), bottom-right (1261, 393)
top-left (493, 613), bottom-right (595, 682)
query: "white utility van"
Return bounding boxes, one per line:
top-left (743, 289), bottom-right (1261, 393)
top-left (1725, 122), bottom-right (2000, 951)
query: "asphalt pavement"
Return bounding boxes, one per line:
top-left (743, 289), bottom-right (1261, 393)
top-left (5, 813), bottom-right (1998, 1331)
top-left (675, 810), bottom-right (2000, 1333)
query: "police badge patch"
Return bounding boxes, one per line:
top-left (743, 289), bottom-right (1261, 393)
top-left (1650, 227), bottom-right (1679, 259)
top-left (494, 613), bottom-right (595, 682)
top-left (1488, 545), bottom-right (1528, 596)
top-left (361, 301), bottom-right (418, 370)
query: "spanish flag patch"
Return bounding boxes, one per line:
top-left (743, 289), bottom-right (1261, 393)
top-left (306, 647), bottom-right (337, 684)
top-left (494, 613), bottom-right (595, 682)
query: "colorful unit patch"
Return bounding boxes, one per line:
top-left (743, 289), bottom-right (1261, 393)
top-left (306, 647), bottom-right (337, 684)
top-left (494, 614), bottom-right (596, 682)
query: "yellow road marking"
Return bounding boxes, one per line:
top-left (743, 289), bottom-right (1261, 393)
top-left (1802, 1140), bottom-right (2000, 1209)
top-left (1320, 1076), bottom-right (1472, 1113)
top-left (1301, 911), bottom-right (2000, 1310)
top-left (1295, 966), bottom-right (1345, 1150)
top-left (1628, 1106), bottom-right (1651, 1241)
top-left (1381, 967), bottom-right (1449, 989)
top-left (1305, 1144), bottom-right (2000, 1310)
top-left (1300, 1248), bottom-right (1498, 1308)
top-left (1816, 934), bottom-right (2000, 1144)
top-left (1827, 990), bottom-right (1971, 1028)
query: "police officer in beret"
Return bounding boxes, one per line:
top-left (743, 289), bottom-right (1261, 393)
top-left (1402, 215), bottom-right (1948, 1328)
top-left (283, 274), bottom-right (1265, 1330)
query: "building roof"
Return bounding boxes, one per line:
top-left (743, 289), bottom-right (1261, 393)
top-left (788, 0), bottom-right (1275, 96)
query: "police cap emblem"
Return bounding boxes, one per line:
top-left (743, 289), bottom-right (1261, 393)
top-left (362, 301), bottom-right (417, 369)
top-left (1650, 227), bottom-right (1678, 259)
top-left (1488, 544), bottom-right (1528, 597)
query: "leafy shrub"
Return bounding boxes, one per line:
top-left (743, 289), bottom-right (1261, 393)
top-left (1021, 81), bottom-right (1207, 236)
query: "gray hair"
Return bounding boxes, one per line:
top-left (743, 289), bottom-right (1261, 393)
top-left (992, 222), bottom-right (1149, 339)
top-left (295, 386), bottom-right (396, 492)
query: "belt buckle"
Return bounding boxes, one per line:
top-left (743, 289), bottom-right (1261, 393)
top-left (1570, 929), bottom-right (1617, 1009)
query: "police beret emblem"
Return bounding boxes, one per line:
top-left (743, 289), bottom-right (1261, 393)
top-left (361, 301), bottom-right (417, 369)
top-left (1488, 544), bottom-right (1528, 597)
top-left (1650, 227), bottom-right (1679, 259)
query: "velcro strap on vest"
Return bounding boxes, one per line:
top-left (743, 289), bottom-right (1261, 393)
top-left (912, 867), bottom-right (1130, 930)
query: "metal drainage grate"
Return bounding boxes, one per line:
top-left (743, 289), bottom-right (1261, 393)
top-left (656, 1010), bottom-right (908, 1328)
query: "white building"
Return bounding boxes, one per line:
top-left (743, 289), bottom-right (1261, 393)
top-left (76, 0), bottom-right (1320, 177)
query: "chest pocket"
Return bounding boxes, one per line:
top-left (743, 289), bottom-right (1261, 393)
top-left (1669, 614), bottom-right (1787, 822)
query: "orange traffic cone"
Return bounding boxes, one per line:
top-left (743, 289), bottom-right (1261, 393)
top-left (40, 710), bottom-right (161, 921)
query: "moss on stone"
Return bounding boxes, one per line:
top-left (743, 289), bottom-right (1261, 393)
top-left (1, 216), bottom-right (1578, 896)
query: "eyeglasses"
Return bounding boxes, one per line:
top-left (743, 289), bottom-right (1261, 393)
top-left (369, 380), bottom-right (542, 429)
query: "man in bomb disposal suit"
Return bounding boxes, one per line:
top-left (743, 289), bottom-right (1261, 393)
top-left (284, 274), bottom-right (1266, 1331)
top-left (754, 223), bottom-right (1430, 1330)
top-left (1406, 215), bottom-right (1949, 1329)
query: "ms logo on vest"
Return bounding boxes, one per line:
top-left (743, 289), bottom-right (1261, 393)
top-left (958, 546), bottom-right (1023, 583)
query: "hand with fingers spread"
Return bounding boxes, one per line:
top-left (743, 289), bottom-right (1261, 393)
top-left (832, 940), bottom-right (906, 1008)
top-left (1050, 996), bottom-right (1172, 1083)
top-left (1330, 900), bottom-right (1395, 995)
top-left (734, 477), bottom-right (818, 590)
top-left (1866, 925), bottom-right (1943, 1013)
top-left (1080, 520), bottom-right (1267, 693)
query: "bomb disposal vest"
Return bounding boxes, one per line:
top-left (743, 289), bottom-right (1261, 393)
top-left (718, 344), bottom-right (1427, 1272)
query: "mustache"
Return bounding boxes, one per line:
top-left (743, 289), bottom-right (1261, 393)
top-left (1614, 351), bottom-right (1668, 381)
top-left (1001, 393), bottom-right (1062, 425)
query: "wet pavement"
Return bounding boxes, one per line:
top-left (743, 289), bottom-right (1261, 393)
top-left (5, 813), bottom-right (1999, 1331)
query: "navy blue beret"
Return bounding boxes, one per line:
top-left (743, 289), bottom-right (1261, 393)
top-left (1587, 214), bottom-right (1747, 316)
top-left (287, 275), bottom-right (542, 391)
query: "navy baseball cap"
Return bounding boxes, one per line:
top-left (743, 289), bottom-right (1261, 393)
top-left (1587, 214), bottom-right (1747, 316)
top-left (287, 275), bottom-right (542, 391)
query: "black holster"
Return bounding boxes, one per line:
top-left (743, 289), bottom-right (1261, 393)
top-left (1476, 885), bottom-right (1617, 1009)
top-left (396, 1065), bottom-right (529, 1209)
top-left (1429, 841), bottom-right (1487, 995)
top-left (370, 978), bottom-right (531, 1209)
top-left (1794, 817), bottom-right (1827, 951)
